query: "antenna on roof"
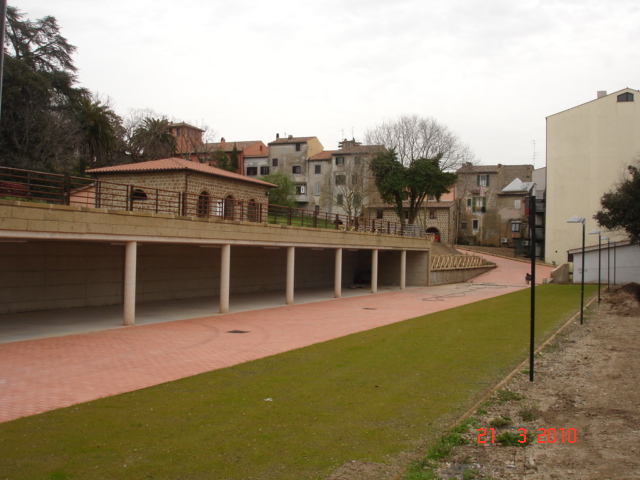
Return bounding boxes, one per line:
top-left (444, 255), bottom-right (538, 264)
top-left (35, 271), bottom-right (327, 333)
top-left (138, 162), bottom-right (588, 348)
top-left (532, 140), bottom-right (537, 164)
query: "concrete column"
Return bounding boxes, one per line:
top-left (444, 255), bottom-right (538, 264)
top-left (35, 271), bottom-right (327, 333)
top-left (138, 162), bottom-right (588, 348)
top-left (123, 241), bottom-right (137, 326)
top-left (400, 249), bottom-right (407, 290)
top-left (334, 248), bottom-right (342, 298)
top-left (371, 249), bottom-right (378, 294)
top-left (286, 246), bottom-right (295, 305)
top-left (220, 244), bottom-right (231, 313)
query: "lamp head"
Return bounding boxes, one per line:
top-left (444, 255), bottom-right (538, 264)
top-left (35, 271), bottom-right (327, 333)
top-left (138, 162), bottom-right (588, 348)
top-left (567, 215), bottom-right (585, 224)
top-left (588, 229), bottom-right (601, 235)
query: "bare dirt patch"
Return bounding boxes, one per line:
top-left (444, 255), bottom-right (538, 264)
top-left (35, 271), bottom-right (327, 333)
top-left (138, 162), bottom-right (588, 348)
top-left (326, 285), bottom-right (640, 480)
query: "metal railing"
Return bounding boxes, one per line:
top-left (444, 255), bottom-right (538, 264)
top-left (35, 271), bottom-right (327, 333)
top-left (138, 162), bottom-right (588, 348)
top-left (0, 166), bottom-right (423, 238)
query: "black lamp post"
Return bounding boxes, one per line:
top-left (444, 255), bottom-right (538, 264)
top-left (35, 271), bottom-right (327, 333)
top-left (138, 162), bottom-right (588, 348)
top-left (588, 229), bottom-right (601, 305)
top-left (527, 184), bottom-right (537, 382)
top-left (567, 215), bottom-right (585, 325)
top-left (604, 237), bottom-right (611, 292)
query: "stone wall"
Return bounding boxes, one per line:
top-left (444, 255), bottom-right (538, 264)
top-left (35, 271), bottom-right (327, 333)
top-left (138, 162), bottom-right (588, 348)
top-left (430, 266), bottom-right (495, 286)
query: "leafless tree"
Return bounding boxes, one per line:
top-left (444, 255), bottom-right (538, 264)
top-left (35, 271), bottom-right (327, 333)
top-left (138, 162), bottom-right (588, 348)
top-left (364, 114), bottom-right (477, 170)
top-left (322, 158), bottom-right (377, 217)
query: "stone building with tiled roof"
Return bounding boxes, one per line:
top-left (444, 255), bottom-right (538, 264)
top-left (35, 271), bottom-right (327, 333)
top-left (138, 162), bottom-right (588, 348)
top-left (86, 158), bottom-right (275, 220)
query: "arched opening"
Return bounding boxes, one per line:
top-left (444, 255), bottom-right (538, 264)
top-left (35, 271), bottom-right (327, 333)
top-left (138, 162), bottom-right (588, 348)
top-left (426, 227), bottom-right (440, 243)
top-left (247, 199), bottom-right (259, 222)
top-left (132, 188), bottom-right (147, 201)
top-left (224, 195), bottom-right (235, 220)
top-left (197, 191), bottom-right (210, 218)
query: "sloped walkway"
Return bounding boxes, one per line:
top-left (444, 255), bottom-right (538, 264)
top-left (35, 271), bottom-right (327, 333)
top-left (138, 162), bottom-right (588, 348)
top-left (0, 254), bottom-right (554, 423)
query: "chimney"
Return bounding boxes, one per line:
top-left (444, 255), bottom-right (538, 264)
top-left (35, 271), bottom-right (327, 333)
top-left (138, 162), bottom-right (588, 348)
top-left (221, 137), bottom-right (226, 148)
top-left (288, 135), bottom-right (293, 140)
top-left (597, 91), bottom-right (607, 99)
top-left (276, 133), bottom-right (279, 140)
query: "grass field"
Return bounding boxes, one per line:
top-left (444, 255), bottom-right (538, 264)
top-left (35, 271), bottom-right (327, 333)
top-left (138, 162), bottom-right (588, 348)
top-left (0, 285), bottom-right (596, 480)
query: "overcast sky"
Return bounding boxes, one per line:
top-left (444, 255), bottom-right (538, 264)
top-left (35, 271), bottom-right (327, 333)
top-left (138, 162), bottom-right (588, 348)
top-left (15, 0), bottom-right (640, 168)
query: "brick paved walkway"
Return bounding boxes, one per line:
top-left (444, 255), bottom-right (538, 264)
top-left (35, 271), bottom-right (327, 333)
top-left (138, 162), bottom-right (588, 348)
top-left (0, 254), bottom-right (554, 423)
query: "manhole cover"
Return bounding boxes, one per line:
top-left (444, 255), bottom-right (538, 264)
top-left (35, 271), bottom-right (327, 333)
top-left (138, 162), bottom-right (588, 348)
top-left (363, 308), bottom-right (377, 310)
top-left (227, 330), bottom-right (250, 334)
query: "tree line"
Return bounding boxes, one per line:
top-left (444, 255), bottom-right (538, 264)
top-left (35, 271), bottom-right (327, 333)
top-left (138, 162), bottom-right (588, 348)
top-left (0, 6), bottom-right (183, 175)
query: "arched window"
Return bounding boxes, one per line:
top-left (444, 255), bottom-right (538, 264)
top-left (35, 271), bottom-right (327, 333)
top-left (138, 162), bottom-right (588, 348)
top-left (132, 188), bottom-right (147, 201)
top-left (224, 195), bottom-right (235, 220)
top-left (197, 191), bottom-right (210, 218)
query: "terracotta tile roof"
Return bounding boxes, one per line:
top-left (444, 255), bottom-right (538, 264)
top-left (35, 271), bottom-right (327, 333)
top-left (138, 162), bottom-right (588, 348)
top-left (269, 136), bottom-right (318, 145)
top-left (310, 151), bottom-right (337, 161)
top-left (205, 140), bottom-right (263, 153)
top-left (456, 164), bottom-right (500, 173)
top-left (86, 158), bottom-right (276, 188)
top-left (334, 145), bottom-right (385, 155)
top-left (168, 122), bottom-right (204, 131)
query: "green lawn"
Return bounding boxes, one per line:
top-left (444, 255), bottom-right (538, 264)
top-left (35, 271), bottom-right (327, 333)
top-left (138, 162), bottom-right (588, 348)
top-left (0, 285), bottom-right (596, 480)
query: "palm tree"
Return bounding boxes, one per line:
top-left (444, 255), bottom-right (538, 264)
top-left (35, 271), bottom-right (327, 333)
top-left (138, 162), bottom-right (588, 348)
top-left (74, 96), bottom-right (121, 168)
top-left (130, 117), bottom-right (177, 162)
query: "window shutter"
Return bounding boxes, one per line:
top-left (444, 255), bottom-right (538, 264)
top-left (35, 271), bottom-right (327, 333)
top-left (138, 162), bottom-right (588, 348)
top-left (486, 175), bottom-right (490, 186)
top-left (477, 175), bottom-right (480, 186)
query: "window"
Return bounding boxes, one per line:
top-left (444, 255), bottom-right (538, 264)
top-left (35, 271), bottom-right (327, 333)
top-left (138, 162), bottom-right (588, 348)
top-left (246, 166), bottom-right (258, 176)
top-left (295, 143), bottom-right (301, 151)
top-left (472, 197), bottom-right (486, 213)
top-left (296, 185), bottom-right (306, 195)
top-left (314, 164), bottom-right (322, 174)
top-left (617, 92), bottom-right (634, 102)
top-left (467, 198), bottom-right (472, 207)
top-left (472, 219), bottom-right (479, 230)
top-left (460, 221), bottom-right (468, 230)
top-left (376, 210), bottom-right (383, 219)
top-left (337, 194), bottom-right (344, 205)
top-left (292, 165), bottom-right (301, 174)
top-left (514, 199), bottom-right (521, 209)
top-left (354, 156), bottom-right (362, 165)
top-left (272, 158), bottom-right (278, 167)
top-left (132, 189), bottom-right (147, 201)
top-left (511, 222), bottom-right (521, 233)
top-left (429, 210), bottom-right (436, 219)
top-left (428, 195), bottom-right (436, 201)
top-left (351, 174), bottom-right (358, 185)
top-left (354, 194), bottom-right (361, 206)
top-left (260, 166), bottom-right (270, 175)
top-left (477, 174), bottom-right (489, 186)
top-left (224, 195), bottom-right (235, 220)
top-left (314, 182), bottom-right (321, 196)
top-left (247, 199), bottom-right (259, 222)
top-left (335, 174), bottom-right (346, 185)
top-left (335, 156), bottom-right (345, 165)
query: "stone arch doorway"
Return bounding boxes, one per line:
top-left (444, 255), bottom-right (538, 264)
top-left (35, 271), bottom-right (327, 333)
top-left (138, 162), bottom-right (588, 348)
top-left (426, 227), bottom-right (440, 243)
top-left (197, 191), bottom-right (210, 218)
top-left (224, 195), bottom-right (235, 220)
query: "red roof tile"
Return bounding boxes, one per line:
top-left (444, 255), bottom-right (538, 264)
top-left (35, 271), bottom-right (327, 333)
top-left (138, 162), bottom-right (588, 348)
top-left (86, 158), bottom-right (276, 188)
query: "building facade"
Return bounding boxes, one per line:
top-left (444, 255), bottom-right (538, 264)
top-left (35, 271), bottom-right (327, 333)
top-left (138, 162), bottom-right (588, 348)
top-left (545, 88), bottom-right (640, 265)
top-left (268, 135), bottom-right (324, 208)
top-left (456, 163), bottom-right (534, 247)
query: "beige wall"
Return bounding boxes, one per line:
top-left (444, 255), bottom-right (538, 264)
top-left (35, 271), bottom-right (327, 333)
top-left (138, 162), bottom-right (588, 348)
top-left (545, 89), bottom-right (640, 265)
top-left (0, 201), bottom-right (431, 313)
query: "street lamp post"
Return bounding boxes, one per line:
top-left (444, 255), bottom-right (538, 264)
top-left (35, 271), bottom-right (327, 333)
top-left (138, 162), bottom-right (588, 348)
top-left (588, 229), bottom-right (601, 305)
top-left (528, 187), bottom-right (536, 382)
top-left (567, 215), bottom-right (586, 325)
top-left (605, 237), bottom-right (611, 292)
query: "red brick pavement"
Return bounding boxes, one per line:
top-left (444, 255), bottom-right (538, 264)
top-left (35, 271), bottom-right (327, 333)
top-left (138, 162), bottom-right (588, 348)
top-left (0, 254), bottom-right (554, 423)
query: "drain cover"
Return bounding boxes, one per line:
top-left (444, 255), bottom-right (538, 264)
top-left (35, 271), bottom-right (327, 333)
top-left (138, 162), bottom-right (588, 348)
top-left (363, 308), bottom-right (377, 310)
top-left (227, 330), bottom-right (250, 334)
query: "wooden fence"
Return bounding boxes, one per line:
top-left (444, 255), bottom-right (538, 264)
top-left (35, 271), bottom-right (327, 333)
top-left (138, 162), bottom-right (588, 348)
top-left (430, 254), bottom-right (492, 270)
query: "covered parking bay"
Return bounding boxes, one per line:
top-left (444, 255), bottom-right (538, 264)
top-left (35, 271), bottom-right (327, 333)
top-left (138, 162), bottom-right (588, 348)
top-left (0, 201), bottom-right (431, 336)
